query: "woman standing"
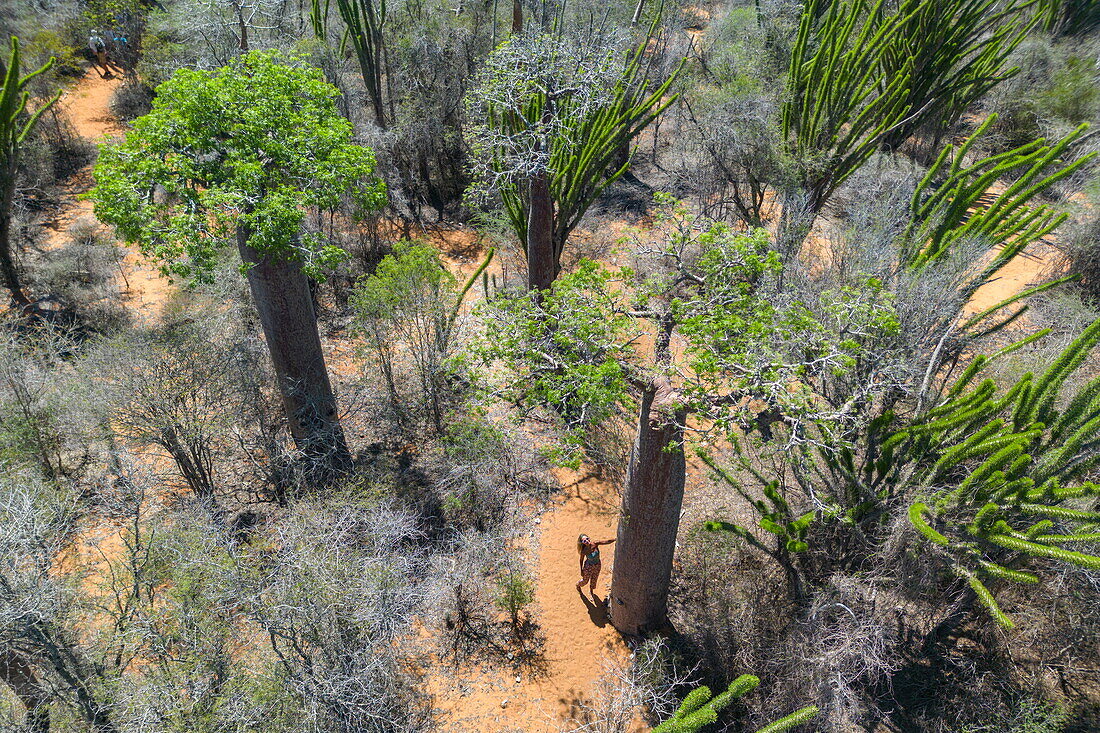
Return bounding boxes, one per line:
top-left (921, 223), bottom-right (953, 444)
top-left (576, 534), bottom-right (615, 594)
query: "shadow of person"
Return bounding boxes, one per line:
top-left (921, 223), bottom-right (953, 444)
top-left (577, 588), bottom-right (609, 628)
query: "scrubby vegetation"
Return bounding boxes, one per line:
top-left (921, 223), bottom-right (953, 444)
top-left (1, 0), bottom-right (1100, 731)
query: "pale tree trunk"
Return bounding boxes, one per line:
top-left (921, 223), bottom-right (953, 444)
top-left (0, 651), bottom-right (49, 733)
top-left (608, 376), bottom-right (686, 636)
top-left (526, 162), bottom-right (556, 292)
top-left (236, 226), bottom-right (352, 471)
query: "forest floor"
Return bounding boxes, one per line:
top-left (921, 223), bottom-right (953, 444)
top-left (39, 67), bottom-right (1060, 731)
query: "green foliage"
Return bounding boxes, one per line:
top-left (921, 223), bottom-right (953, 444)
top-left (781, 0), bottom-right (1033, 220)
top-left (1, 35), bottom-right (59, 174)
top-left (782, 0), bottom-right (919, 213)
top-left (90, 50), bottom-right (386, 282)
top-left (351, 241), bottom-right (490, 433)
top-left (81, 0), bottom-right (144, 32)
top-left (1037, 55), bottom-right (1100, 123)
top-left (476, 259), bottom-right (636, 452)
top-left (677, 232), bottom-right (901, 440)
top-left (652, 674), bottom-right (818, 733)
top-left (878, 0), bottom-right (1033, 147)
top-left (354, 240), bottom-right (458, 323)
top-left (897, 320), bottom-right (1100, 627)
top-left (703, 316), bottom-right (1100, 625)
top-left (466, 25), bottom-right (681, 266)
top-left (904, 115), bottom-right (1096, 311)
top-left (701, 452), bottom-right (814, 557)
top-left (20, 30), bottom-right (80, 87)
top-left (961, 697), bottom-right (1066, 733)
top-left (494, 568), bottom-right (534, 628)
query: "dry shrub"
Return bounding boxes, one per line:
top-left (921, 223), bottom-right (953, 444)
top-left (1055, 204), bottom-right (1100, 304)
top-left (109, 79), bottom-right (155, 122)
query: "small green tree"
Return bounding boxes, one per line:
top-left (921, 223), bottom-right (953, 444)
top-left (494, 568), bottom-right (535, 631)
top-left (653, 674), bottom-right (818, 733)
top-left (1, 36), bottom-right (59, 309)
top-left (92, 51), bottom-right (386, 471)
top-left (351, 241), bottom-right (492, 434)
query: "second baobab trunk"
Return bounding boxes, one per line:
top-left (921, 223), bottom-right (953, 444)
top-left (609, 377), bottom-right (686, 636)
top-left (526, 163), bottom-right (557, 292)
top-left (237, 228), bottom-right (352, 471)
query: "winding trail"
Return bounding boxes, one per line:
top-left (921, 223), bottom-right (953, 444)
top-left (428, 470), bottom-right (635, 732)
top-left (41, 72), bottom-right (171, 321)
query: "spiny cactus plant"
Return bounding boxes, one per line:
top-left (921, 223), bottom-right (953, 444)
top-left (1, 36), bottom-right (59, 307)
top-left (782, 0), bottom-right (913, 217)
top-left (310, 0), bottom-right (388, 127)
top-left (897, 318), bottom-right (1100, 627)
top-left (652, 674), bottom-right (819, 733)
top-left (780, 0), bottom-right (1056, 246)
top-left (465, 19), bottom-right (681, 289)
top-left (878, 0), bottom-right (1033, 149)
top-left (901, 114), bottom-right (1096, 302)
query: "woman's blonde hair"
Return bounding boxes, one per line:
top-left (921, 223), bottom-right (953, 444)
top-left (577, 534), bottom-right (589, 554)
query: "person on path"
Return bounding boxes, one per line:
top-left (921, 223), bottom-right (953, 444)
top-left (576, 534), bottom-right (614, 594)
top-left (88, 31), bottom-right (112, 78)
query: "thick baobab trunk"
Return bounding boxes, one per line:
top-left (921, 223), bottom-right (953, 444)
top-left (0, 168), bottom-right (30, 308)
top-left (512, 0), bottom-right (523, 33)
top-left (526, 166), bottom-right (557, 292)
top-left (236, 227), bottom-right (352, 471)
top-left (608, 377), bottom-right (686, 636)
top-left (1, 651), bottom-right (49, 733)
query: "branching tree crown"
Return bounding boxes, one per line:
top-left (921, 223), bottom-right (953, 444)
top-left (91, 50), bottom-right (386, 282)
top-left (465, 25), bottom-right (681, 288)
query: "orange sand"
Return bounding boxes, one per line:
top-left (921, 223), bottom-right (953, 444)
top-left (430, 469), bottom-right (635, 732)
top-left (40, 72), bottom-right (171, 321)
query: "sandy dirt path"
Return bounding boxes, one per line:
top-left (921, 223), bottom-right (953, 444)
top-left (41, 72), bottom-right (172, 321)
top-left (431, 469), bottom-right (635, 732)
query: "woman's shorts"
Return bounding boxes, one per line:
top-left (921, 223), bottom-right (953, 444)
top-left (580, 561), bottom-right (602, 583)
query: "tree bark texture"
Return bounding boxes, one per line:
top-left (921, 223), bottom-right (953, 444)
top-left (0, 163), bottom-right (30, 307)
top-left (236, 227), bottom-right (352, 470)
top-left (512, 0), bottom-right (523, 34)
top-left (526, 166), bottom-right (556, 292)
top-left (609, 378), bottom-right (686, 636)
top-left (0, 651), bottom-right (49, 733)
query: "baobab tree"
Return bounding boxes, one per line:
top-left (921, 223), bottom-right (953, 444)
top-left (476, 197), bottom-right (898, 634)
top-left (92, 51), bottom-right (386, 471)
top-left (465, 26), bottom-right (680, 291)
